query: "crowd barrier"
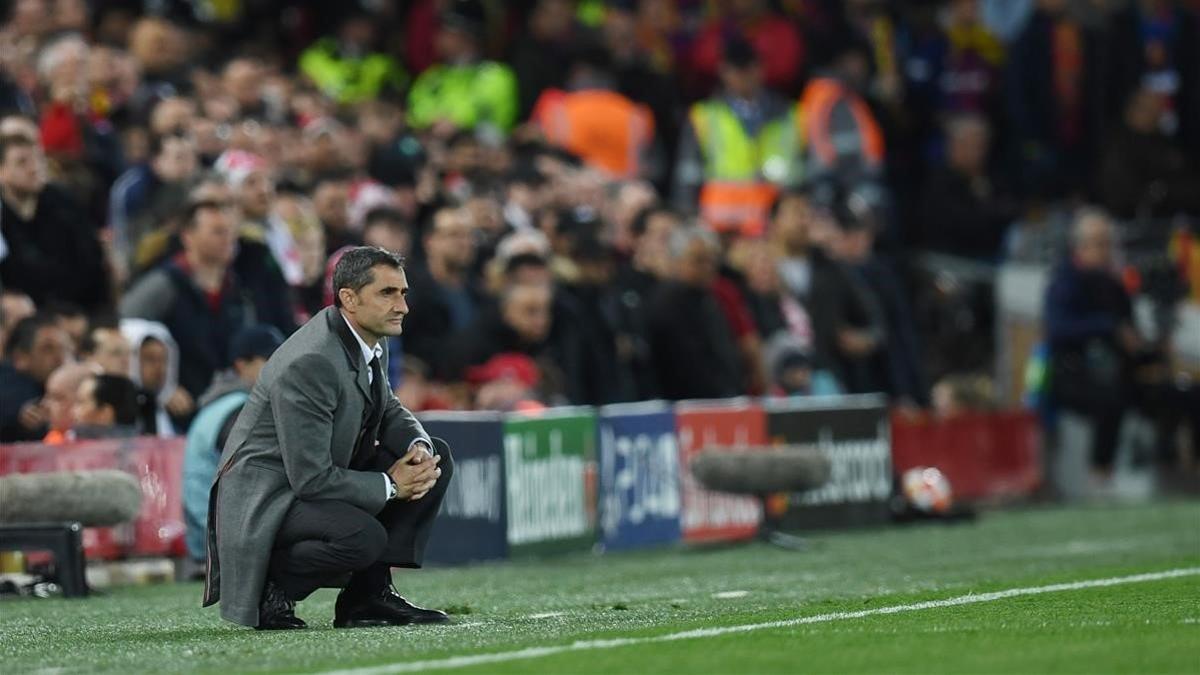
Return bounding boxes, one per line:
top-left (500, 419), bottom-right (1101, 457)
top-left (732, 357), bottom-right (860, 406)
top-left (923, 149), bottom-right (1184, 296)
top-left (0, 396), bottom-right (1042, 565)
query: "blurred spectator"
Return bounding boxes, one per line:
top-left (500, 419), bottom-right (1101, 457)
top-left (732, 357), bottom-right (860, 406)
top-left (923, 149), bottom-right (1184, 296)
top-left (1098, 86), bottom-right (1200, 219)
top-left (45, 301), bottom-right (87, 351)
top-left (1104, 0), bottom-right (1200, 165)
top-left (919, 114), bottom-right (1020, 260)
top-left (0, 134), bottom-right (112, 312)
top-left (531, 45), bottom-right (657, 181)
top-left (0, 314), bottom-right (71, 442)
top-left (675, 39), bottom-right (802, 237)
top-left (407, 0), bottom-right (519, 136)
top-left (614, 204), bottom-right (681, 400)
top-left (274, 192), bottom-right (328, 319)
top-left (828, 193), bottom-right (928, 405)
top-left (108, 132), bottom-right (198, 275)
top-left (40, 361), bottom-right (95, 445)
top-left (312, 175), bottom-right (357, 254)
top-left (404, 206), bottom-right (484, 378)
top-left (126, 17), bottom-right (192, 116)
top-left (183, 324), bottom-right (283, 563)
top-left (362, 207), bottom-right (414, 258)
top-left (931, 372), bottom-right (997, 418)
top-left (71, 372), bottom-right (140, 439)
top-left (762, 332), bottom-right (842, 398)
top-left (299, 11), bottom-right (407, 105)
top-left (1006, 0), bottom-right (1103, 197)
top-left (770, 189), bottom-right (884, 393)
top-left (215, 150), bottom-right (300, 333)
top-left (119, 200), bottom-right (251, 402)
top-left (79, 325), bottom-right (132, 376)
top-left (122, 318), bottom-right (191, 437)
top-left (797, 38), bottom-right (886, 193)
top-left (467, 352), bottom-right (546, 412)
top-left (0, 291), bottom-right (37, 356)
top-left (689, 0), bottom-right (804, 96)
top-left (510, 0), bottom-right (588, 119)
top-left (647, 226), bottom-right (743, 400)
top-left (452, 281), bottom-right (582, 405)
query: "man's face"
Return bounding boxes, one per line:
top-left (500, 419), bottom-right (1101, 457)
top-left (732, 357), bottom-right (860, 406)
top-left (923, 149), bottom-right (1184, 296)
top-left (91, 328), bottom-right (132, 375)
top-left (772, 195), bottom-right (815, 251)
top-left (1074, 217), bottom-right (1115, 270)
top-left (239, 170), bottom-right (275, 220)
top-left (183, 206), bottom-right (238, 267)
top-left (719, 62), bottom-right (762, 99)
top-left (427, 209), bottom-right (476, 271)
top-left (502, 284), bottom-right (553, 344)
top-left (343, 265), bottom-right (410, 340)
top-left (139, 339), bottom-right (169, 392)
top-left (313, 182), bottom-right (350, 230)
top-left (15, 326), bottom-right (71, 384)
top-left (364, 221), bottom-right (411, 257)
top-left (152, 136), bottom-right (197, 183)
top-left (0, 144), bottom-right (46, 197)
top-left (44, 364), bottom-right (90, 432)
top-left (73, 377), bottom-right (113, 427)
top-left (675, 238), bottom-right (719, 286)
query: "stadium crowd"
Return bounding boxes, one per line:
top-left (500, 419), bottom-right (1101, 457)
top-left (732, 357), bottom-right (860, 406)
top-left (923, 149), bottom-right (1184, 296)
top-left (0, 0), bottom-right (1198, 474)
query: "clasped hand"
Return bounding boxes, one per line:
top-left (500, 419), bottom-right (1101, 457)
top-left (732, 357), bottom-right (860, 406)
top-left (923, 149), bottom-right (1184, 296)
top-left (387, 444), bottom-right (441, 501)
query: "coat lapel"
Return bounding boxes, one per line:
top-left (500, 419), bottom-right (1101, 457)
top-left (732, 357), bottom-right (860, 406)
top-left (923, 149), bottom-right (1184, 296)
top-left (327, 307), bottom-right (373, 402)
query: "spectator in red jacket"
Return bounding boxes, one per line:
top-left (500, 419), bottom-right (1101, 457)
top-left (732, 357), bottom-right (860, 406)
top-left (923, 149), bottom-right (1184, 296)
top-left (689, 0), bottom-right (804, 97)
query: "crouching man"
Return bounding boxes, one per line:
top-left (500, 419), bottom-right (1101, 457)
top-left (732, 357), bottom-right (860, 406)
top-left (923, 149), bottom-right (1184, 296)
top-left (203, 247), bottom-right (454, 630)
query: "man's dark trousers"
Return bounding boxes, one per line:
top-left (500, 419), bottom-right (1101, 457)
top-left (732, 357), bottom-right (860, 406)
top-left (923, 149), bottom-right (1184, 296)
top-left (266, 437), bottom-right (455, 601)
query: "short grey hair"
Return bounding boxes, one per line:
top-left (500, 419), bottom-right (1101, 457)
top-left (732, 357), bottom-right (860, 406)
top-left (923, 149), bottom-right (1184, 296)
top-left (37, 33), bottom-right (88, 82)
top-left (332, 246), bottom-right (406, 307)
top-left (1070, 206), bottom-right (1115, 248)
top-left (668, 224), bottom-right (719, 260)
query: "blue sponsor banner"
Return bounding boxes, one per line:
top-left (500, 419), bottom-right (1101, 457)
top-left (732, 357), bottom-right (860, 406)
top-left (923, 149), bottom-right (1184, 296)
top-left (597, 402), bottom-right (682, 551)
top-left (420, 412), bottom-right (508, 565)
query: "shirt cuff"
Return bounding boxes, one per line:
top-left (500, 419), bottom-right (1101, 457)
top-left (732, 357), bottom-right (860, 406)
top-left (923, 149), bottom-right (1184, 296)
top-left (382, 472), bottom-right (395, 501)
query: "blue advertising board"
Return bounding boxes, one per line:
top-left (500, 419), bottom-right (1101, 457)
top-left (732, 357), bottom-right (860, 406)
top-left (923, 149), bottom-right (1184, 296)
top-left (597, 402), bottom-right (682, 551)
top-left (420, 412), bottom-right (508, 565)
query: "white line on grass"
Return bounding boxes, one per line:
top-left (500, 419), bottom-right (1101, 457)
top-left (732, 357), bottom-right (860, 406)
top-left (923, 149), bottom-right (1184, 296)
top-left (320, 567), bottom-right (1200, 675)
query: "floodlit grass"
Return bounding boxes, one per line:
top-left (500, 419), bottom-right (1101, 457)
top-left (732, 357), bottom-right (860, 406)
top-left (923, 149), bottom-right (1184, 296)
top-left (1, 501), bottom-right (1197, 674)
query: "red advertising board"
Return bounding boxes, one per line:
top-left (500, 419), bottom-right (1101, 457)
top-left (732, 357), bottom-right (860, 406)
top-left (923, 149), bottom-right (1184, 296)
top-left (0, 437), bottom-right (187, 559)
top-left (675, 400), bottom-right (766, 543)
top-left (890, 410), bottom-right (1042, 503)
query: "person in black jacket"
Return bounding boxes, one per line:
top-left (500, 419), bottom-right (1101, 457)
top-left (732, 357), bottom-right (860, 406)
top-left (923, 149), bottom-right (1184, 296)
top-left (0, 135), bottom-right (111, 313)
top-left (0, 314), bottom-right (72, 442)
top-left (119, 200), bottom-right (254, 402)
top-left (647, 226), bottom-right (743, 401)
top-left (771, 189), bottom-right (885, 393)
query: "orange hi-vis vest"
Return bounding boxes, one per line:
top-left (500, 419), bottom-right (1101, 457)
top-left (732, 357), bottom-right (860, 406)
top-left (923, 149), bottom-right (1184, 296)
top-left (797, 77), bottom-right (885, 170)
top-left (689, 99), bottom-right (804, 237)
top-left (532, 89), bottom-right (655, 179)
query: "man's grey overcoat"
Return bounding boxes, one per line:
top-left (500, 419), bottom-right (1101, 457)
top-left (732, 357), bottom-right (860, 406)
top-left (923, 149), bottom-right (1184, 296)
top-left (202, 306), bottom-right (431, 626)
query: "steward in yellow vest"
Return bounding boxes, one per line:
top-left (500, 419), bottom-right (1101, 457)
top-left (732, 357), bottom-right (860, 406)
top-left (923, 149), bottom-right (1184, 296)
top-left (674, 39), bottom-right (803, 237)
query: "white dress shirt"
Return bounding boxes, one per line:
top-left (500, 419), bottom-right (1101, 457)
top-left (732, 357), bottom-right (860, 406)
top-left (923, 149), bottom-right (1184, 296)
top-left (340, 312), bottom-right (429, 500)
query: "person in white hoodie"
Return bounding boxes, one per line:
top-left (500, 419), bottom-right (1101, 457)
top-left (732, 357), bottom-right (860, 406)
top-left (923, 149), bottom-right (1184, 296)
top-left (121, 317), bottom-right (193, 436)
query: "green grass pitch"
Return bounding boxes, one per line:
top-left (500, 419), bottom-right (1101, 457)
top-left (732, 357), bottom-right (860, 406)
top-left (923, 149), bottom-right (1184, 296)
top-left (2, 501), bottom-right (1197, 674)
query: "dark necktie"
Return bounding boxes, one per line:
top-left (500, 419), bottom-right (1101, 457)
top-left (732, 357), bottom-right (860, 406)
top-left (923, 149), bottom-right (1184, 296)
top-left (351, 355), bottom-right (386, 469)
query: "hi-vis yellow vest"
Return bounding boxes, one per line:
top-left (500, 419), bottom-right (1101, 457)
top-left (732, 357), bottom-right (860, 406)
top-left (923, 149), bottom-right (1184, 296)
top-left (689, 100), bottom-right (804, 236)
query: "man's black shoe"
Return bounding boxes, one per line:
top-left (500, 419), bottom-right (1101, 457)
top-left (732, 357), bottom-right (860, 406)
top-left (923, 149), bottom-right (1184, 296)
top-left (333, 585), bottom-right (450, 628)
top-left (255, 580), bottom-right (306, 631)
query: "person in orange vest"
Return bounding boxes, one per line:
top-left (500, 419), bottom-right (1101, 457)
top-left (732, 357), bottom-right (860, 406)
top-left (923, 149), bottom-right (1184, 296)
top-left (531, 45), bottom-right (657, 181)
top-left (798, 40), bottom-right (886, 190)
top-left (673, 38), bottom-right (804, 238)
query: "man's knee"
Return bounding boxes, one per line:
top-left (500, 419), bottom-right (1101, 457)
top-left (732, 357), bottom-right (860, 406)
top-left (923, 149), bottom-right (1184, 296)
top-left (432, 438), bottom-right (454, 489)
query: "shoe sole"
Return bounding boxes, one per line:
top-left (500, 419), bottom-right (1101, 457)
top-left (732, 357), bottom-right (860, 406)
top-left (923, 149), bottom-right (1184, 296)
top-left (334, 618), bottom-right (399, 628)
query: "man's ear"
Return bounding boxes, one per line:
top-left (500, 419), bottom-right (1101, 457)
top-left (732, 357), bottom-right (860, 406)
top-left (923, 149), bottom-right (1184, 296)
top-left (338, 288), bottom-right (356, 309)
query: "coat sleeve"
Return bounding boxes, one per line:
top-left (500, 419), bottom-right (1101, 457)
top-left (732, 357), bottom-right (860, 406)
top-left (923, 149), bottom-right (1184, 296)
top-left (271, 352), bottom-right (387, 513)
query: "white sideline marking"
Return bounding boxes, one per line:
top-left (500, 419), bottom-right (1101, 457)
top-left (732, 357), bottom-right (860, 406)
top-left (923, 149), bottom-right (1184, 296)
top-left (526, 612), bottom-right (564, 619)
top-left (712, 590), bottom-right (750, 599)
top-left (320, 568), bottom-right (1200, 675)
